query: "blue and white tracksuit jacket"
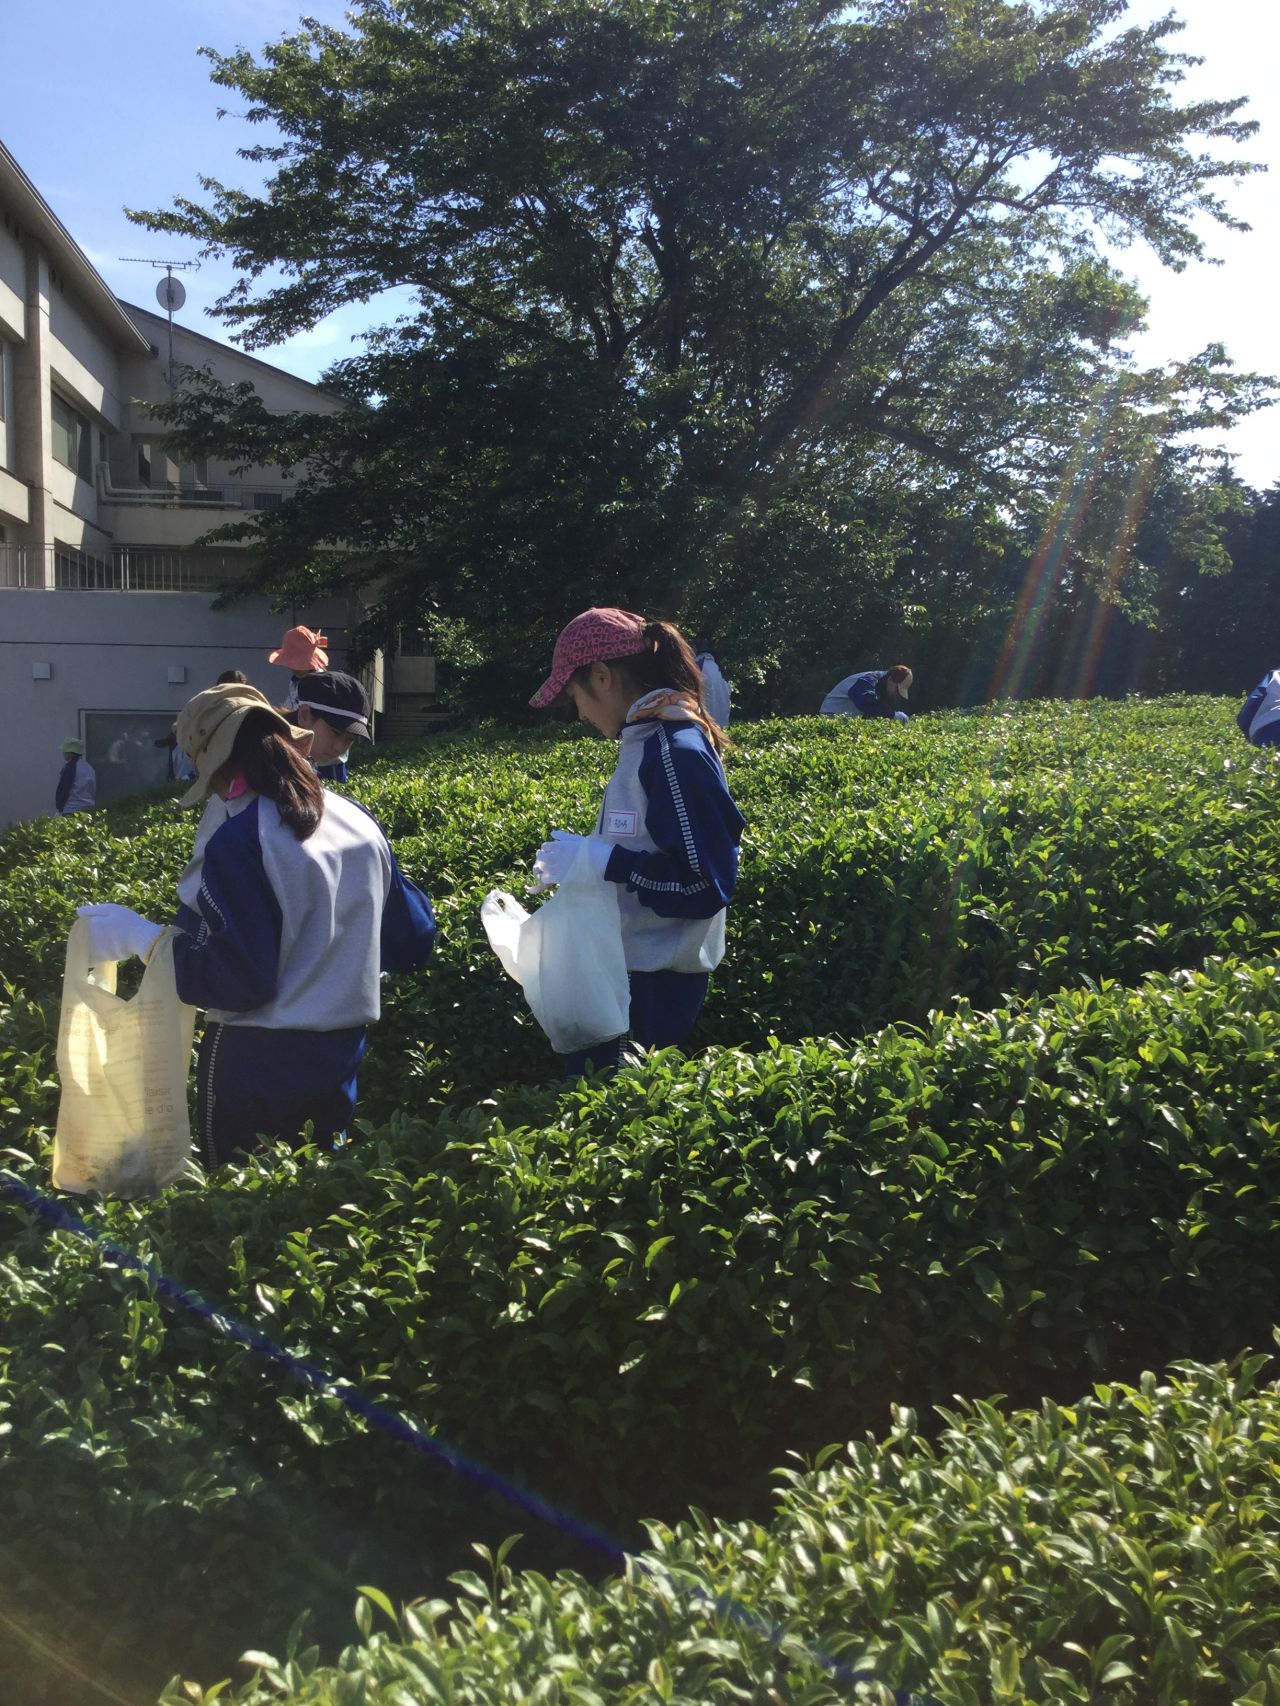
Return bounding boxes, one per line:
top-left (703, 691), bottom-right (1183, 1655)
top-left (1237, 670), bottom-right (1280, 748)
top-left (819, 670), bottom-right (908, 720)
top-left (584, 716), bottom-right (743, 1053)
top-left (172, 790), bottom-right (435, 1163)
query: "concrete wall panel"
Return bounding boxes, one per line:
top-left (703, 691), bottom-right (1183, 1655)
top-left (49, 288), bottom-right (125, 423)
top-left (0, 589), bottom-right (355, 827)
top-left (0, 223), bottom-right (24, 334)
top-left (0, 466), bottom-right (31, 525)
top-left (0, 279), bottom-right (23, 345)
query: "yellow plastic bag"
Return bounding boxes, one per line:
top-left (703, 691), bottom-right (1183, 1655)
top-left (53, 919), bottom-right (197, 1198)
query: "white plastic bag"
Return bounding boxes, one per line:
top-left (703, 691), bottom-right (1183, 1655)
top-left (53, 919), bottom-right (197, 1198)
top-left (481, 843), bottom-right (630, 1053)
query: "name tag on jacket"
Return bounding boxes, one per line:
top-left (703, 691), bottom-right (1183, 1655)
top-left (603, 809), bottom-right (639, 837)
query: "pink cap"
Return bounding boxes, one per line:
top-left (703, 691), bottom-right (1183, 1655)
top-left (529, 608), bottom-right (649, 707)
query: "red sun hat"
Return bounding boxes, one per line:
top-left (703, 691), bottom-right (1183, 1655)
top-left (529, 608), bottom-right (650, 707)
top-left (268, 624), bottom-right (329, 672)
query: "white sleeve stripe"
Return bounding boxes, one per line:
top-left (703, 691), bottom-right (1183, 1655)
top-left (658, 726), bottom-right (702, 876)
top-left (198, 879), bottom-right (226, 933)
top-left (630, 874), bottom-right (713, 896)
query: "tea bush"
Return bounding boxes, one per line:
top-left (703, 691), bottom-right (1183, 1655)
top-left (162, 1355), bottom-right (1280, 1706)
top-left (3, 955), bottom-right (1280, 1697)
top-left (3, 696), bottom-right (1279, 1701)
top-left (0, 698), bottom-right (1276, 1117)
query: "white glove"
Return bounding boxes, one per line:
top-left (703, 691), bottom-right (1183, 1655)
top-left (531, 830), bottom-right (614, 890)
top-left (76, 904), bottom-right (164, 964)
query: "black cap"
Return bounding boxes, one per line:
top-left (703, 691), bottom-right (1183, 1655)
top-left (295, 670), bottom-right (373, 740)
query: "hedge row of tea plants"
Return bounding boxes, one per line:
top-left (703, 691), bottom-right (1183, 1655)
top-left (0, 699), bottom-right (1275, 1117)
top-left (4, 952), bottom-right (1280, 1697)
top-left (161, 1355), bottom-right (1280, 1706)
top-left (2, 698), bottom-right (1277, 1700)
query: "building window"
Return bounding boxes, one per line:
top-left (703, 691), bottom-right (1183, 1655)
top-left (0, 340), bottom-right (7, 421)
top-left (83, 711), bottom-right (176, 807)
top-left (137, 442), bottom-right (152, 486)
top-left (51, 393), bottom-right (92, 480)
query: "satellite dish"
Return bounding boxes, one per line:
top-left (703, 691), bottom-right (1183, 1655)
top-left (156, 275), bottom-right (186, 313)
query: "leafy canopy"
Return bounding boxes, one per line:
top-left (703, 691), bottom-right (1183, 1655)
top-left (132, 0), bottom-right (1266, 700)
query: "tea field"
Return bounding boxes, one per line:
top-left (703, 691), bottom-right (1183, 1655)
top-left (2, 698), bottom-right (1279, 1704)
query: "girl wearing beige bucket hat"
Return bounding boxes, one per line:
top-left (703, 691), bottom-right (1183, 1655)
top-left (76, 683), bottom-right (435, 1168)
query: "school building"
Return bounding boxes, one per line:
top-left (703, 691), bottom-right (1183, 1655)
top-left (0, 139), bottom-right (433, 830)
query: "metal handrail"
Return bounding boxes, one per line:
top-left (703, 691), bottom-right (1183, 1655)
top-left (0, 543), bottom-right (248, 592)
top-left (95, 463), bottom-right (291, 511)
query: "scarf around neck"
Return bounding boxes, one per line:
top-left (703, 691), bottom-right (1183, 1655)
top-left (625, 688), bottom-right (718, 743)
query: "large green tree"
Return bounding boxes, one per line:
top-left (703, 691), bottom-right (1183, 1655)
top-left (134, 0), bottom-right (1268, 706)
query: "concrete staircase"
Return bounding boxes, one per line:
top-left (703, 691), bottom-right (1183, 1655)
top-left (379, 710), bottom-right (457, 742)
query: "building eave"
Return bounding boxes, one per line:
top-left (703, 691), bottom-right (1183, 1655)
top-left (119, 299), bottom-right (340, 401)
top-left (0, 138), bottom-right (155, 358)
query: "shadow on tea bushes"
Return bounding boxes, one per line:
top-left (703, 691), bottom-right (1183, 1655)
top-left (171, 1356), bottom-right (1280, 1706)
top-left (5, 955), bottom-right (1280, 1694)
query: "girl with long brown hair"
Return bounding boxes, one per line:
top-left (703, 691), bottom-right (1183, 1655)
top-left (528, 607), bottom-right (744, 1073)
top-left (77, 683), bottom-right (435, 1166)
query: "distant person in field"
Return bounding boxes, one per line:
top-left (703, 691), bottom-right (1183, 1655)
top-left (76, 683), bottom-right (435, 1168)
top-left (693, 633), bottom-right (732, 728)
top-left (1237, 669), bottom-right (1280, 748)
top-left (55, 738), bottom-right (96, 815)
top-left (819, 664), bottom-right (913, 722)
top-left (293, 670), bottom-right (373, 783)
top-left (154, 726), bottom-right (198, 783)
top-left (528, 607), bottom-right (744, 1075)
top-left (268, 625), bottom-right (329, 710)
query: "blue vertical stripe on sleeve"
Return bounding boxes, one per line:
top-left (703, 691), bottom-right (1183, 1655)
top-left (171, 801), bottom-right (284, 1014)
top-left (603, 725), bottom-right (744, 920)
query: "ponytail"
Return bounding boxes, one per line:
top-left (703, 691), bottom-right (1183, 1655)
top-left (227, 710), bottom-right (325, 840)
top-left (575, 618), bottom-right (730, 753)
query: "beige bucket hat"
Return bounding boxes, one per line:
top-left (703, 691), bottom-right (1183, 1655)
top-left (175, 683), bottom-right (311, 808)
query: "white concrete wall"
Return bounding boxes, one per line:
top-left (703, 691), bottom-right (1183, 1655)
top-left (0, 333), bottom-right (14, 477)
top-left (0, 224), bottom-right (21, 482)
top-left (121, 303), bottom-right (343, 419)
top-left (0, 465), bottom-right (28, 527)
top-left (49, 286), bottom-right (125, 428)
top-left (0, 589), bottom-right (354, 828)
top-left (0, 221), bottom-right (24, 341)
top-left (0, 178), bottom-right (360, 827)
top-left (95, 501), bottom-right (256, 550)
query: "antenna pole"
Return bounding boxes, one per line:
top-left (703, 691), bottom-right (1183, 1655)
top-left (117, 256), bottom-right (200, 396)
top-left (165, 267), bottom-right (176, 394)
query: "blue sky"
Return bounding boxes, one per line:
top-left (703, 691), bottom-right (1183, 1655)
top-left (2, 0), bottom-right (1276, 486)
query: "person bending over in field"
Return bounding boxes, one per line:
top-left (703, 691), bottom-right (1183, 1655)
top-left (819, 664), bottom-right (912, 721)
top-left (76, 683), bottom-right (435, 1167)
top-left (528, 607), bottom-right (744, 1076)
top-left (1237, 669), bottom-right (1280, 748)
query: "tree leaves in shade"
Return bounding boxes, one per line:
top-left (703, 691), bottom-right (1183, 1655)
top-left (131, 0), bottom-right (1269, 700)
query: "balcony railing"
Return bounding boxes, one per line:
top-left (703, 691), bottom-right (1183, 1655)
top-left (0, 544), bottom-right (248, 592)
top-left (96, 464), bottom-right (291, 512)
